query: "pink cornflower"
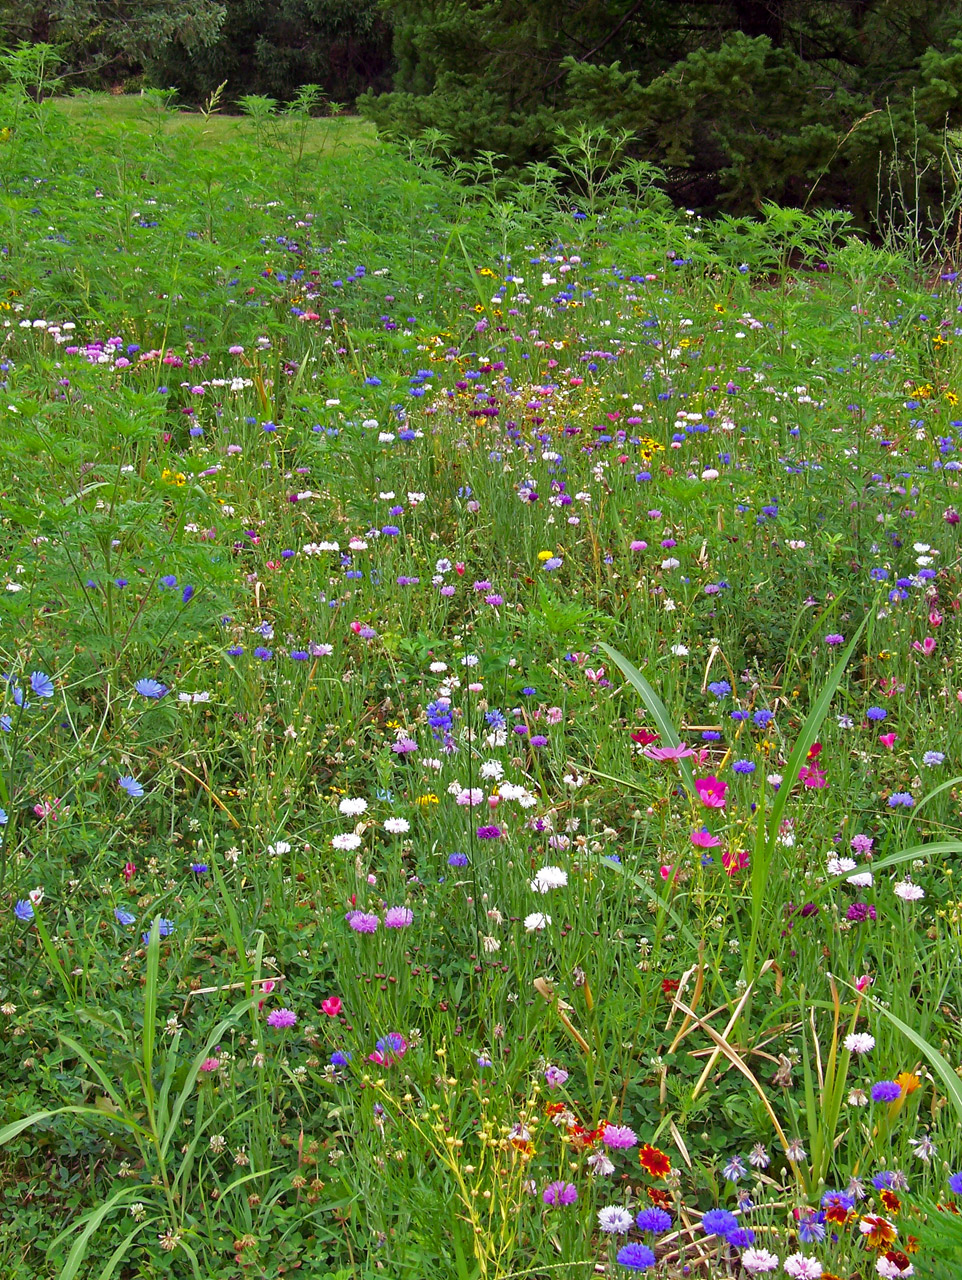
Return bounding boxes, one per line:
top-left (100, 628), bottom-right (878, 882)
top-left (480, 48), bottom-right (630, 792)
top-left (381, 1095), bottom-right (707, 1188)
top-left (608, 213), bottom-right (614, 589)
top-left (384, 906), bottom-right (413, 928)
top-left (199, 1057), bottom-right (220, 1072)
top-left (601, 1124), bottom-right (637, 1149)
top-left (346, 911), bottom-right (379, 933)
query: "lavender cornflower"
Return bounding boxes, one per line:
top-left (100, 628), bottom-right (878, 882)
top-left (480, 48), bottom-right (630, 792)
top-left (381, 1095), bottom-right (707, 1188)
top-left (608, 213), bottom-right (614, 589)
top-left (266, 1008), bottom-right (297, 1029)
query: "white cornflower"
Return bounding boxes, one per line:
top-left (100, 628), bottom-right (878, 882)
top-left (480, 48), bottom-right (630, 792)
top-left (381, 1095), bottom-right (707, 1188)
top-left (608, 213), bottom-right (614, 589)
top-left (338, 797), bottom-right (368, 816)
top-left (331, 833), bottom-right (362, 850)
top-left (586, 1151), bottom-right (615, 1176)
top-left (843, 1033), bottom-right (875, 1054)
top-left (529, 866), bottom-right (568, 893)
top-left (480, 759), bottom-right (504, 781)
top-left (597, 1205), bottom-right (633, 1234)
top-left (384, 818), bottom-right (410, 834)
top-left (670, 644), bottom-right (689, 656)
top-left (740, 1249), bottom-right (780, 1274)
top-left (523, 912), bottom-right (551, 931)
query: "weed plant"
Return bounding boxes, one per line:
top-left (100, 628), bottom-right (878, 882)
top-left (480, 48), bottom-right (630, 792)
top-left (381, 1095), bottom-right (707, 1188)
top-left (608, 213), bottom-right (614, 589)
top-left (0, 53), bottom-right (961, 1280)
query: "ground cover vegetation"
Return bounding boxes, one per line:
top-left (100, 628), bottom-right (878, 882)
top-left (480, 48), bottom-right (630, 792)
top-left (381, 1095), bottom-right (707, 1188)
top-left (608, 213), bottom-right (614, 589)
top-left (1, 54), bottom-right (962, 1280)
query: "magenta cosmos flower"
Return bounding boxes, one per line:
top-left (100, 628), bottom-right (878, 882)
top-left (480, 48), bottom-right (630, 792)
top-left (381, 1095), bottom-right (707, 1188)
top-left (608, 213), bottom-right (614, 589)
top-left (694, 775), bottom-right (728, 807)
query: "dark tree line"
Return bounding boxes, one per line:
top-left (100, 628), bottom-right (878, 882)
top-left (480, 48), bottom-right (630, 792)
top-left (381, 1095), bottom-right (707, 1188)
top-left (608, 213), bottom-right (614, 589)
top-left (3, 0), bottom-right (962, 215)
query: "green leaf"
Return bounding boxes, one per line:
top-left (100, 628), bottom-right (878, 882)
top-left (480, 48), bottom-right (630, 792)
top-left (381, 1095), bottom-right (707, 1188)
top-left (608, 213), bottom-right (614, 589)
top-left (599, 642), bottom-right (696, 795)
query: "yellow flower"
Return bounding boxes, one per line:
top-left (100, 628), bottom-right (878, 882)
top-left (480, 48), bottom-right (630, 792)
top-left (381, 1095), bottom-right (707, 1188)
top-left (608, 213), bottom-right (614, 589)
top-left (415, 794), bottom-right (439, 806)
top-left (161, 468), bottom-right (186, 486)
top-left (537, 550), bottom-right (553, 562)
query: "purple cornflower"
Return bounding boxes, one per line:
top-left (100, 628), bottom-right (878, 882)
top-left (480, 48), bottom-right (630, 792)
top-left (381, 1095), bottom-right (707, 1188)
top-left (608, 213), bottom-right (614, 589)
top-left (447, 852), bottom-right (469, 866)
top-left (266, 1008), bottom-right (297, 1029)
top-left (825, 633), bottom-right (845, 645)
top-left (346, 911), bottom-right (379, 933)
top-left (846, 903), bottom-right (876, 922)
top-left (476, 824), bottom-right (502, 839)
top-left (542, 1181), bottom-right (578, 1206)
top-left (871, 1081), bottom-right (903, 1103)
top-left (948, 1172), bottom-right (962, 1195)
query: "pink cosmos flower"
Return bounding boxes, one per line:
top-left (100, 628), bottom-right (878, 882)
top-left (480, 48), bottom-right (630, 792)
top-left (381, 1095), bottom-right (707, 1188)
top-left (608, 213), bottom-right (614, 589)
top-left (722, 849), bottom-right (750, 876)
top-left (691, 827), bottom-right (721, 848)
top-left (694, 775), bottom-right (728, 808)
top-left (798, 764), bottom-right (827, 789)
top-left (321, 997), bottom-right (342, 1017)
top-left (879, 732), bottom-right (898, 749)
top-left (644, 742), bottom-right (695, 762)
top-left (912, 637), bottom-right (936, 656)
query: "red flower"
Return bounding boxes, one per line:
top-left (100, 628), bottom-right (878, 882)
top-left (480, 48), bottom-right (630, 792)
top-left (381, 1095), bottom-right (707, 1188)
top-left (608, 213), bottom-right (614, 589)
top-left (638, 1144), bottom-right (671, 1178)
top-left (631, 729), bottom-right (659, 747)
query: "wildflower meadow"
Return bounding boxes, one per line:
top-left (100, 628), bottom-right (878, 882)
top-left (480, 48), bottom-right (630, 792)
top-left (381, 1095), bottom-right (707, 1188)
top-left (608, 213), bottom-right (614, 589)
top-left (3, 63), bottom-right (962, 1280)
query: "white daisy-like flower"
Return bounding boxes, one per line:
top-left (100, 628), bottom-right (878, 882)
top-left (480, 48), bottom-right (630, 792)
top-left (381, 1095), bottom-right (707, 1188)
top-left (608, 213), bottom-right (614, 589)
top-left (827, 855), bottom-right (857, 875)
top-left (480, 760), bottom-right (504, 781)
top-left (847, 871), bottom-right (874, 888)
top-left (339, 797), bottom-right (368, 817)
top-left (670, 644), bottom-right (689, 656)
top-left (524, 912), bottom-right (551, 931)
top-left (597, 1206), bottom-right (633, 1234)
top-left (331, 833), bottom-right (362, 851)
top-left (384, 818), bottom-right (410, 835)
top-left (530, 866), bottom-right (568, 893)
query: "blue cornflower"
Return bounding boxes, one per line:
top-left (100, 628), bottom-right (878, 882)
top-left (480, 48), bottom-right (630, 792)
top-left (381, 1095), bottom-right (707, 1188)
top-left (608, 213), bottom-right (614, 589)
top-left (543, 557), bottom-right (562, 571)
top-left (723, 1155), bottom-right (746, 1181)
top-left (730, 710), bottom-right (749, 722)
top-left (726, 1227), bottom-right (755, 1247)
top-left (181, 585), bottom-right (194, 603)
top-left (821, 1189), bottom-right (855, 1210)
top-left (948, 1172), bottom-right (962, 1195)
top-left (797, 1211), bottom-right (826, 1244)
top-left (485, 709), bottom-right (506, 729)
top-left (615, 1243), bottom-right (655, 1271)
top-left (0, 807), bottom-right (6, 824)
top-left (923, 751), bottom-right (946, 766)
top-left (448, 852), bottom-right (469, 867)
top-left (870, 567), bottom-right (889, 581)
top-left (872, 1172), bottom-right (897, 1190)
top-left (227, 646), bottom-right (244, 656)
top-left (707, 680), bottom-right (732, 699)
top-left (14, 899), bottom-right (34, 922)
top-left (142, 918), bottom-right (174, 944)
top-left (752, 709), bottom-right (773, 726)
top-left (191, 863), bottom-right (209, 874)
top-left (253, 647), bottom-right (273, 661)
top-left (290, 650), bottom-right (309, 660)
top-left (30, 671), bottom-right (54, 697)
top-left (635, 1207), bottom-right (672, 1233)
top-left (330, 1050), bottom-right (352, 1066)
top-left (118, 775), bottom-right (144, 798)
top-left (732, 760), bottom-right (755, 775)
top-left (134, 678), bottom-right (167, 699)
top-left (888, 792), bottom-right (915, 808)
top-left (866, 706), bottom-right (887, 721)
top-left (114, 908), bottom-right (136, 926)
top-left (159, 574), bottom-right (177, 589)
top-left (701, 1208), bottom-right (738, 1236)
top-left (871, 1080), bottom-right (902, 1102)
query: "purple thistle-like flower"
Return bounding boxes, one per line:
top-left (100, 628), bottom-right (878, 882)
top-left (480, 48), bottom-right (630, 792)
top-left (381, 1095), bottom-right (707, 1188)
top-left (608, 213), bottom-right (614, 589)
top-left (346, 911), bottom-right (379, 933)
top-left (476, 824), bottom-right (502, 839)
top-left (266, 1008), bottom-right (297, 1029)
